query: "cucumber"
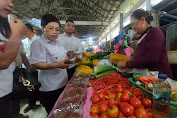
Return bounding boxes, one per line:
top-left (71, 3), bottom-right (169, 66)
top-left (95, 69), bottom-right (117, 78)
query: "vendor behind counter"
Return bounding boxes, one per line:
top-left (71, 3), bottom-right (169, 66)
top-left (117, 9), bottom-right (173, 79)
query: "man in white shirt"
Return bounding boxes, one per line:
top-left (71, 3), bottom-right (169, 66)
top-left (23, 24), bottom-right (40, 59)
top-left (23, 23), bottom-right (40, 113)
top-left (57, 20), bottom-right (83, 80)
top-left (15, 43), bottom-right (30, 69)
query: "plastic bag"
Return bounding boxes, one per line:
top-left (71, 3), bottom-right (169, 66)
top-left (62, 87), bottom-right (87, 99)
top-left (50, 96), bottom-right (85, 118)
top-left (167, 78), bottom-right (177, 93)
top-left (70, 75), bottom-right (90, 85)
top-left (55, 96), bottom-right (85, 110)
top-left (64, 51), bottom-right (83, 64)
top-left (51, 109), bottom-right (84, 118)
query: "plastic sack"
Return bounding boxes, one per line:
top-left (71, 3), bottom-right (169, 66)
top-left (64, 51), bottom-right (83, 64)
top-left (70, 75), bottom-right (91, 85)
top-left (50, 109), bottom-right (83, 118)
top-left (167, 78), bottom-right (177, 93)
top-left (50, 96), bottom-right (85, 118)
top-left (62, 87), bottom-right (87, 99)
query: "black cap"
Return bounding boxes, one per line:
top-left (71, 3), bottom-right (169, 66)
top-left (25, 23), bottom-right (33, 32)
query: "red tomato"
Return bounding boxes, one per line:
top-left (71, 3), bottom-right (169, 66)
top-left (107, 105), bottom-right (119, 118)
top-left (107, 93), bottom-right (116, 99)
top-left (90, 105), bottom-right (99, 115)
top-left (142, 98), bottom-right (152, 108)
top-left (130, 97), bottom-right (142, 109)
top-left (99, 102), bottom-right (108, 112)
top-left (146, 109), bottom-right (153, 118)
top-left (99, 93), bottom-right (106, 100)
top-left (140, 105), bottom-right (145, 109)
top-left (108, 98), bottom-right (119, 106)
top-left (92, 114), bottom-right (99, 118)
top-left (119, 102), bottom-right (127, 110)
top-left (116, 87), bottom-right (124, 93)
top-left (92, 95), bottom-right (100, 104)
top-left (100, 112), bottom-right (110, 118)
top-left (102, 100), bottom-right (109, 105)
top-left (116, 84), bottom-right (123, 93)
top-left (119, 117), bottom-right (126, 118)
top-left (128, 116), bottom-right (137, 118)
top-left (120, 91), bottom-right (131, 102)
top-left (118, 111), bottom-right (125, 118)
top-left (135, 108), bottom-right (148, 118)
top-left (120, 102), bottom-right (135, 117)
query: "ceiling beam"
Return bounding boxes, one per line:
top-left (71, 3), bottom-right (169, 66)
top-left (100, 0), bottom-right (117, 8)
top-left (158, 0), bottom-right (177, 11)
top-left (55, 15), bottom-right (112, 18)
top-left (78, 0), bottom-right (105, 17)
top-left (63, 21), bottom-right (109, 25)
top-left (69, 1), bottom-right (104, 21)
top-left (54, 0), bottom-right (68, 19)
top-left (31, 18), bottom-right (109, 26)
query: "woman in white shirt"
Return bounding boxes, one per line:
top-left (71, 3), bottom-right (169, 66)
top-left (30, 14), bottom-right (71, 114)
top-left (0, 0), bottom-right (28, 117)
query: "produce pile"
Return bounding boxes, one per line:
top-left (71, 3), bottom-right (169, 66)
top-left (89, 72), bottom-right (153, 118)
top-left (49, 75), bottom-right (91, 118)
top-left (77, 52), bottom-right (131, 67)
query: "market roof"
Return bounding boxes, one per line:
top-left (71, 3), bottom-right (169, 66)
top-left (12, 0), bottom-right (125, 39)
top-left (153, 0), bottom-right (177, 26)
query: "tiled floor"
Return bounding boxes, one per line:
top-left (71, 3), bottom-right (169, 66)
top-left (20, 100), bottom-right (47, 118)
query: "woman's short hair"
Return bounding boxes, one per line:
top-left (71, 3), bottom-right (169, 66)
top-left (41, 14), bottom-right (60, 27)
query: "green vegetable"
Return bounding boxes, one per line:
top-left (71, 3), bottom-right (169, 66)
top-left (92, 66), bottom-right (115, 75)
top-left (95, 69), bottom-right (117, 78)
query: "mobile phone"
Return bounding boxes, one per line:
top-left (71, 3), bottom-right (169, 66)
top-left (8, 14), bottom-right (17, 23)
top-left (8, 15), bottom-right (11, 23)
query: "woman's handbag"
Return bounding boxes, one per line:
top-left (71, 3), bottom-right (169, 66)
top-left (12, 66), bottom-right (41, 99)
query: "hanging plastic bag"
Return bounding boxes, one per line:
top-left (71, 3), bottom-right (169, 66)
top-left (124, 46), bottom-right (131, 57)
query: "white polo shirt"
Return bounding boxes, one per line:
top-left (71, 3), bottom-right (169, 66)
top-left (15, 43), bottom-right (26, 67)
top-left (23, 34), bottom-right (40, 59)
top-left (30, 35), bottom-right (68, 92)
top-left (57, 32), bottom-right (83, 53)
top-left (0, 33), bottom-right (15, 98)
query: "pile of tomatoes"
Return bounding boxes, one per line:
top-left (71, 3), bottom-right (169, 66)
top-left (89, 73), bottom-right (153, 118)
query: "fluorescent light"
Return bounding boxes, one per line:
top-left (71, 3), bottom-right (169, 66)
top-left (89, 37), bottom-right (93, 40)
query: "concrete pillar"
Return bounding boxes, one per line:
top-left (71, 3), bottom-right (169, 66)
top-left (105, 36), bottom-right (107, 51)
top-left (120, 13), bottom-right (124, 32)
top-left (146, 0), bottom-right (151, 11)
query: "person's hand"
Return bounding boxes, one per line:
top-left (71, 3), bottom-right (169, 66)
top-left (9, 16), bottom-right (28, 39)
top-left (117, 61), bottom-right (127, 69)
top-left (26, 66), bottom-right (31, 73)
top-left (57, 59), bottom-right (72, 69)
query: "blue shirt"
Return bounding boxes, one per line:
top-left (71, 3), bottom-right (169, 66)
top-left (30, 35), bottom-right (68, 92)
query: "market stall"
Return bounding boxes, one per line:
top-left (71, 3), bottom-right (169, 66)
top-left (46, 51), bottom-right (177, 118)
